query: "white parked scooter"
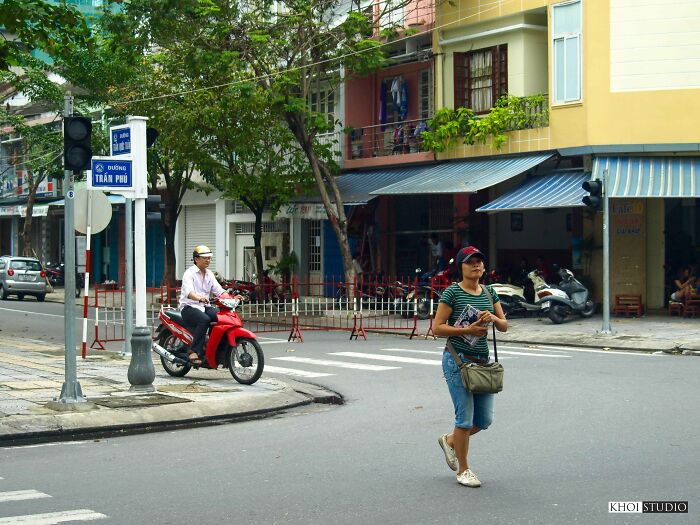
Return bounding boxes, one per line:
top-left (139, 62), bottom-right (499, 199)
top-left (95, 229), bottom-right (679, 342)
top-left (490, 270), bottom-right (565, 316)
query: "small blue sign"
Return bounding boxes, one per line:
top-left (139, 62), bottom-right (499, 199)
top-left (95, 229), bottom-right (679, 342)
top-left (91, 159), bottom-right (132, 188)
top-left (111, 127), bottom-right (131, 155)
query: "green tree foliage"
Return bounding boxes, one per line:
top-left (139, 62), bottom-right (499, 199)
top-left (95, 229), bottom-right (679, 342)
top-left (422, 94), bottom-right (549, 152)
top-left (198, 86), bottom-right (315, 283)
top-left (0, 0), bottom-right (93, 72)
top-left (96, 0), bottom-right (408, 283)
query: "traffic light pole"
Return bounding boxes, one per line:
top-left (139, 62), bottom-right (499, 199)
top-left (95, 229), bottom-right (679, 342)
top-left (601, 169), bottom-right (612, 334)
top-left (56, 94), bottom-right (86, 405)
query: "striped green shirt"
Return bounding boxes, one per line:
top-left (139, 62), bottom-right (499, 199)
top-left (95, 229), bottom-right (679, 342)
top-left (439, 283), bottom-right (499, 358)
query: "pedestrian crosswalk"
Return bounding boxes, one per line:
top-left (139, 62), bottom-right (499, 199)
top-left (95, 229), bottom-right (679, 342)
top-left (263, 343), bottom-right (580, 380)
top-left (0, 482), bottom-right (106, 524)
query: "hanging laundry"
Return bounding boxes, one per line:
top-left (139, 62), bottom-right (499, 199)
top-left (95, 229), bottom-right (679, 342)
top-left (390, 76), bottom-right (402, 109)
top-left (399, 80), bottom-right (408, 121)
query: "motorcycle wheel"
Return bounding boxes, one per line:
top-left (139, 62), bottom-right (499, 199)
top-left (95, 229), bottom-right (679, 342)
top-left (416, 294), bottom-right (431, 320)
top-left (227, 337), bottom-right (264, 385)
top-left (581, 300), bottom-right (596, 317)
top-left (158, 332), bottom-right (191, 377)
top-left (548, 304), bottom-right (568, 324)
top-left (499, 295), bottom-right (518, 317)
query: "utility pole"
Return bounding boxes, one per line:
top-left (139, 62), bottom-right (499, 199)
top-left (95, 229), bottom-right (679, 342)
top-left (54, 94), bottom-right (86, 406)
top-left (601, 169), bottom-right (612, 334)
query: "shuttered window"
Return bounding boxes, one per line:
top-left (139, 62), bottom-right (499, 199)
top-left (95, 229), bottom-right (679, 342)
top-left (454, 45), bottom-right (508, 114)
top-left (183, 205), bottom-right (217, 268)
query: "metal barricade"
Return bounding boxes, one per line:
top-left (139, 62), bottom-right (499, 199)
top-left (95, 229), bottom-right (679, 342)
top-left (90, 285), bottom-right (126, 350)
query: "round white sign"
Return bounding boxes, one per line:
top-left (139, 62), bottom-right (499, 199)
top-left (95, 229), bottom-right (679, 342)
top-left (74, 189), bottom-right (113, 234)
top-left (67, 190), bottom-right (75, 199)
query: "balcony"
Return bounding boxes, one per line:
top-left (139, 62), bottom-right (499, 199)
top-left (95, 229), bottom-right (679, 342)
top-left (344, 118), bottom-right (435, 169)
top-left (316, 130), bottom-right (344, 167)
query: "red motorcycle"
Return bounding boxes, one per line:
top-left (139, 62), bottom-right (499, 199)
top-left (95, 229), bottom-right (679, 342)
top-left (152, 292), bottom-right (264, 385)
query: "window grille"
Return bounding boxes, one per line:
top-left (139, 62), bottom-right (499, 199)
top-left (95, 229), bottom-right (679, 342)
top-left (308, 220), bottom-right (321, 272)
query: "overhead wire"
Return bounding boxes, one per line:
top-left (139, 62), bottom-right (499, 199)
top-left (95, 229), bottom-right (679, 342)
top-left (111, 0), bottom-right (518, 106)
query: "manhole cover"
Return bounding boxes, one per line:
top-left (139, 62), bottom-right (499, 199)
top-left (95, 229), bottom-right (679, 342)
top-left (91, 393), bottom-right (191, 408)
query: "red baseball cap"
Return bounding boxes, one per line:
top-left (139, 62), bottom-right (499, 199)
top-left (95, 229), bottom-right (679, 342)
top-left (455, 246), bottom-right (485, 266)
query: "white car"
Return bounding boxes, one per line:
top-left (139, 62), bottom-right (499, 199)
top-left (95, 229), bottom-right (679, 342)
top-left (0, 255), bottom-right (48, 301)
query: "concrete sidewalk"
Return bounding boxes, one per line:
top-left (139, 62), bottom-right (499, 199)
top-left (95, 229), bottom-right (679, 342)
top-left (0, 337), bottom-right (340, 446)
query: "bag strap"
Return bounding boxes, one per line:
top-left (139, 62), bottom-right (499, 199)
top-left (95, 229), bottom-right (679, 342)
top-left (480, 284), bottom-right (498, 363)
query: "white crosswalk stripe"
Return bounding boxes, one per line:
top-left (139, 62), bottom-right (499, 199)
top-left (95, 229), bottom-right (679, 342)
top-left (263, 366), bottom-right (334, 378)
top-left (272, 356), bottom-right (398, 371)
top-left (0, 491), bottom-right (50, 503)
top-left (0, 509), bottom-right (107, 524)
top-left (330, 352), bottom-right (442, 366)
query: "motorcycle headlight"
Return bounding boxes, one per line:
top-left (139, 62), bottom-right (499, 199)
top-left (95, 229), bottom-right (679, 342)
top-left (220, 299), bottom-right (238, 309)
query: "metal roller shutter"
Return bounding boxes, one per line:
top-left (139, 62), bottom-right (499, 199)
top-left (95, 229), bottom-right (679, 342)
top-left (183, 205), bottom-right (217, 269)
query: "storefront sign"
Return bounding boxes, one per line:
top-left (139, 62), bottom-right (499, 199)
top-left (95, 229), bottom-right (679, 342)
top-left (0, 205), bottom-right (49, 217)
top-left (282, 203), bottom-right (327, 220)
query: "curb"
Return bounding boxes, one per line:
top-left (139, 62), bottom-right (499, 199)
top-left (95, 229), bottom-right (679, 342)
top-left (0, 382), bottom-right (344, 448)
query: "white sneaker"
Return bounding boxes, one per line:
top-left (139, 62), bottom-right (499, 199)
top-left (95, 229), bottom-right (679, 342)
top-left (457, 468), bottom-right (481, 487)
top-left (438, 434), bottom-right (457, 471)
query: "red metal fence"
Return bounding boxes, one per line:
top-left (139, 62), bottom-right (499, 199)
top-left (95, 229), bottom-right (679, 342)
top-left (88, 274), bottom-right (439, 353)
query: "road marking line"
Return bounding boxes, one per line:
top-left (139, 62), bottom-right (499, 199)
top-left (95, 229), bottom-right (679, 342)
top-left (497, 350), bottom-right (571, 358)
top-left (379, 348), bottom-right (443, 355)
top-left (0, 490), bottom-right (51, 503)
top-left (331, 352), bottom-right (442, 365)
top-left (264, 366), bottom-right (334, 378)
top-left (273, 356), bottom-right (398, 371)
top-left (0, 509), bottom-right (107, 524)
top-left (501, 344), bottom-right (656, 356)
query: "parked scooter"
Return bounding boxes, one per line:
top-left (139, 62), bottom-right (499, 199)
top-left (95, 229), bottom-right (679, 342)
top-left (538, 267), bottom-right (596, 324)
top-left (404, 262), bottom-right (457, 320)
top-left (44, 262), bottom-right (84, 297)
top-left (489, 270), bottom-right (564, 317)
top-left (152, 292), bottom-right (264, 384)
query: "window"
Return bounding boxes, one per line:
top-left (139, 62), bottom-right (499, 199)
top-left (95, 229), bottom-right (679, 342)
top-left (552, 1), bottom-right (582, 103)
top-left (308, 220), bottom-right (321, 272)
top-left (419, 69), bottom-right (433, 120)
top-left (309, 87), bottom-right (336, 125)
top-left (454, 45), bottom-right (507, 114)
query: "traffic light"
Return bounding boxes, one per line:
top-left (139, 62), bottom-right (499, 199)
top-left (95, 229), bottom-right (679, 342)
top-left (146, 127), bottom-right (159, 149)
top-left (146, 194), bottom-right (165, 222)
top-left (582, 179), bottom-right (603, 210)
top-left (63, 116), bottom-right (92, 172)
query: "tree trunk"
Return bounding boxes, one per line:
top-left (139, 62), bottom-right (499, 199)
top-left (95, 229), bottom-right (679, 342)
top-left (21, 185), bottom-right (36, 257)
top-left (283, 112), bottom-right (355, 285)
top-left (161, 192), bottom-right (179, 304)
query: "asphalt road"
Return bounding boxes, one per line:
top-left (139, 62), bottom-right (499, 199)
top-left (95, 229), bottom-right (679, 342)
top-left (1, 326), bottom-right (698, 524)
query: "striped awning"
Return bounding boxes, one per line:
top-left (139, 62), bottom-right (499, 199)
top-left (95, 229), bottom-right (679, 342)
top-left (593, 156), bottom-right (700, 197)
top-left (370, 153), bottom-right (553, 195)
top-left (292, 166), bottom-right (430, 205)
top-left (476, 170), bottom-right (589, 212)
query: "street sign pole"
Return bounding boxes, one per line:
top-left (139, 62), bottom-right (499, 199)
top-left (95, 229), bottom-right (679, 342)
top-left (123, 197), bottom-right (133, 357)
top-left (110, 125), bottom-right (133, 357)
top-left (125, 116), bottom-right (155, 391)
top-left (56, 94), bottom-right (86, 405)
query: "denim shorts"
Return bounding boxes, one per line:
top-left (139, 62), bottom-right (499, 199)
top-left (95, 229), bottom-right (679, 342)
top-left (442, 351), bottom-right (495, 430)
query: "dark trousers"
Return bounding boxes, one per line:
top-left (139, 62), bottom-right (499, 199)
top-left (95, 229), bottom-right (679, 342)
top-left (181, 305), bottom-right (217, 357)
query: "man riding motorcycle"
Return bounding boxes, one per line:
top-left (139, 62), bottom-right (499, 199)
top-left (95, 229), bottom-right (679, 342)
top-left (179, 245), bottom-right (224, 366)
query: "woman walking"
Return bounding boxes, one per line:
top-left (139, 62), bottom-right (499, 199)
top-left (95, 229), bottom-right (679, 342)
top-left (433, 246), bottom-right (508, 487)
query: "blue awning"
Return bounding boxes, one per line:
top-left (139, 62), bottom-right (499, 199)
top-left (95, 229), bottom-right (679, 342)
top-left (370, 153), bottom-right (553, 195)
top-left (593, 156), bottom-right (700, 197)
top-left (292, 166), bottom-right (431, 205)
top-left (49, 194), bottom-right (126, 206)
top-left (476, 170), bottom-right (589, 212)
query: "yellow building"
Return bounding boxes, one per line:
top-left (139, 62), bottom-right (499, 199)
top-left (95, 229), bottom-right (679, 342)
top-left (425, 0), bottom-right (700, 310)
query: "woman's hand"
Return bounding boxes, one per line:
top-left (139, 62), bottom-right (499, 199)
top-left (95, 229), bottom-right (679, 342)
top-left (478, 310), bottom-right (496, 326)
top-left (467, 320), bottom-right (488, 337)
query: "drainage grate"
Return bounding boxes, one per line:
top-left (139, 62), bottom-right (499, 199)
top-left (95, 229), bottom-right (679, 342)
top-left (90, 393), bottom-right (191, 408)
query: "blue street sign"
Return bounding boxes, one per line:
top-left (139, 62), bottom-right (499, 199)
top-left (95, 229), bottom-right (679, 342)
top-left (91, 159), bottom-right (133, 188)
top-left (111, 127), bottom-right (131, 155)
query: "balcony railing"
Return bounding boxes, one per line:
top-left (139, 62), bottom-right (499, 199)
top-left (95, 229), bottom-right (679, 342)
top-left (504, 94), bottom-right (549, 131)
top-left (315, 130), bottom-right (344, 165)
top-left (346, 118), bottom-right (431, 160)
